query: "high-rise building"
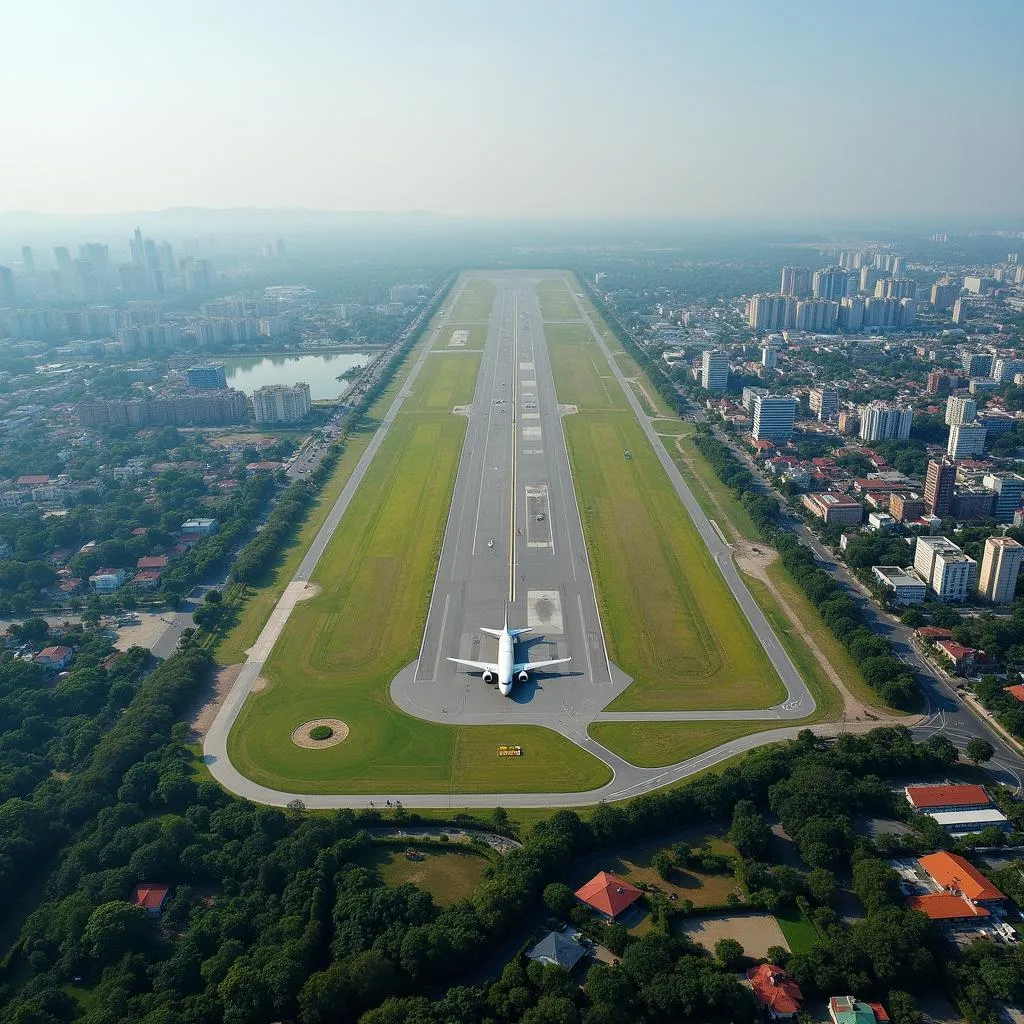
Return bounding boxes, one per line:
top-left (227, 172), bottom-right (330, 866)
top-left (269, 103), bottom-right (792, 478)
top-left (741, 386), bottom-right (768, 412)
top-left (947, 422), bottom-right (987, 459)
top-left (748, 294), bottom-right (796, 331)
top-left (875, 278), bottom-right (916, 300)
top-left (779, 267), bottom-right (810, 297)
top-left (983, 473), bottom-right (1024, 523)
top-left (0, 266), bottom-right (14, 306)
top-left (993, 358), bottom-right (1024, 382)
top-left (889, 492), bottom-right (926, 522)
top-left (760, 344), bottom-right (777, 369)
top-left (858, 401), bottom-right (912, 442)
top-left (924, 459), bottom-right (957, 516)
top-left (977, 536), bottom-right (1024, 604)
top-left (794, 299), bottom-right (839, 332)
top-left (913, 536), bottom-right (977, 602)
top-left (252, 383), bottom-right (313, 423)
top-left (930, 279), bottom-right (960, 310)
top-left (752, 395), bottom-right (797, 442)
top-left (186, 363), bottom-right (228, 390)
top-left (860, 267), bottom-right (882, 294)
top-left (952, 297), bottom-right (969, 325)
top-left (961, 351), bottom-right (992, 377)
top-left (812, 267), bottom-right (849, 301)
top-left (838, 296), bottom-right (864, 330)
top-left (809, 385), bottom-right (839, 422)
top-left (927, 370), bottom-right (953, 395)
top-left (701, 350), bottom-right (728, 392)
top-left (837, 409), bottom-right (860, 435)
top-left (945, 395), bottom-right (977, 426)
top-left (20, 246), bottom-right (35, 275)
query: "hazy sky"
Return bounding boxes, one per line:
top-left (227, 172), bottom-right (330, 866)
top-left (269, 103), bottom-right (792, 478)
top-left (2, 0), bottom-right (1022, 220)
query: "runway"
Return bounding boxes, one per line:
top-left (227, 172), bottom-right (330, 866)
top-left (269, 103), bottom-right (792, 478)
top-left (390, 276), bottom-right (626, 739)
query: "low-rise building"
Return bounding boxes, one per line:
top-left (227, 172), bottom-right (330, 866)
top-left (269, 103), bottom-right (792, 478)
top-left (89, 567), bottom-right (126, 592)
top-left (747, 964), bottom-right (804, 1020)
top-left (828, 995), bottom-right (890, 1024)
top-left (35, 645), bottom-right (73, 670)
top-left (917, 852), bottom-right (1005, 905)
top-left (181, 518), bottom-right (218, 536)
top-left (802, 492), bottom-right (863, 525)
top-left (526, 930), bottom-right (587, 971)
top-left (872, 566), bottom-right (926, 605)
top-left (133, 883), bottom-right (170, 917)
top-left (574, 872), bottom-right (642, 920)
top-left (888, 492), bottom-right (926, 522)
top-left (935, 639), bottom-right (984, 674)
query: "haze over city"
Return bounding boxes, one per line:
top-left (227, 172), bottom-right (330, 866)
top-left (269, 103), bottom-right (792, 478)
top-left (3, 0), bottom-right (1023, 221)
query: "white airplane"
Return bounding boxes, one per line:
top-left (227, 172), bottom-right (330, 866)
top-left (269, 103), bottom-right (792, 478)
top-left (448, 609), bottom-right (570, 696)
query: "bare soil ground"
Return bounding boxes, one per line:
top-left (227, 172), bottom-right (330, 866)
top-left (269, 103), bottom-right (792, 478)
top-left (678, 913), bottom-right (789, 959)
top-left (113, 613), bottom-right (170, 652)
top-left (189, 663), bottom-right (243, 737)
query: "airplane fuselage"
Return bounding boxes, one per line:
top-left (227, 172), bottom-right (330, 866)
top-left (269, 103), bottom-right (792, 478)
top-left (496, 630), bottom-right (515, 696)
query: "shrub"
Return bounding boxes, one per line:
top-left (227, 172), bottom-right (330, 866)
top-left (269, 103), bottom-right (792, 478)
top-left (309, 725), bottom-right (334, 741)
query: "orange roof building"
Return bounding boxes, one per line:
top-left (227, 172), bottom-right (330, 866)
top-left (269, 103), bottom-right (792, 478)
top-left (1005, 684), bottom-right (1024, 702)
top-left (905, 784), bottom-right (990, 810)
top-left (918, 852), bottom-right (1005, 903)
top-left (133, 883), bottom-right (170, 916)
top-left (747, 963), bottom-right (804, 1018)
top-left (909, 893), bottom-right (991, 921)
top-left (574, 872), bottom-right (642, 918)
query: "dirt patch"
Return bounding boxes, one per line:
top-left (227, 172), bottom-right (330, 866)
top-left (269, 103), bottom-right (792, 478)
top-left (252, 676), bottom-right (269, 693)
top-left (292, 718), bottom-right (349, 749)
top-left (558, 404), bottom-right (579, 415)
top-left (113, 613), bottom-right (172, 652)
top-left (295, 583), bottom-right (321, 602)
top-left (189, 663), bottom-right (244, 737)
top-left (678, 913), bottom-right (789, 958)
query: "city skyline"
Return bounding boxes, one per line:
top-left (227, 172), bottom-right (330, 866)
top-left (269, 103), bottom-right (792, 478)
top-left (2, 0), bottom-right (1023, 220)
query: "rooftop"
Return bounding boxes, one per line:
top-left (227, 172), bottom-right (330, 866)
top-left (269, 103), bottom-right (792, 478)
top-left (905, 784), bottom-right (990, 810)
top-left (908, 893), bottom-right (991, 920)
top-left (574, 872), bottom-right (643, 918)
top-left (918, 852), bottom-right (1005, 902)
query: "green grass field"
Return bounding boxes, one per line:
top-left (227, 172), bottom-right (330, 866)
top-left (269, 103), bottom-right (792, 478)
top-left (356, 845), bottom-right (489, 905)
top-left (543, 286), bottom-right (785, 713)
top-left (775, 904), bottom-right (819, 953)
top-left (450, 277), bottom-right (496, 322)
top-left (227, 297), bottom-right (612, 795)
top-left (538, 279), bottom-right (583, 320)
top-left (651, 418), bottom-right (692, 436)
top-left (589, 720), bottom-right (785, 768)
top-left (432, 322), bottom-right (488, 352)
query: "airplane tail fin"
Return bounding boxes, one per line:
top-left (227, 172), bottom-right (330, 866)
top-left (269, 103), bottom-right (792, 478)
top-left (479, 626), bottom-right (504, 638)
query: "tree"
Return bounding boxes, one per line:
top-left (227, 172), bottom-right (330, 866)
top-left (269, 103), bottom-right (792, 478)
top-left (728, 799), bottom-right (772, 859)
top-left (965, 738), bottom-right (995, 765)
top-left (543, 883), bottom-right (575, 919)
top-left (888, 990), bottom-right (923, 1024)
top-left (83, 901), bottom-right (152, 966)
top-left (651, 851), bottom-right (674, 881)
top-left (765, 945), bottom-right (790, 968)
top-left (714, 937), bottom-right (745, 971)
top-left (805, 867), bottom-right (836, 906)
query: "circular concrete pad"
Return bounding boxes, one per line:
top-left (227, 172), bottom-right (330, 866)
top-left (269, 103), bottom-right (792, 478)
top-left (292, 719), bottom-right (349, 749)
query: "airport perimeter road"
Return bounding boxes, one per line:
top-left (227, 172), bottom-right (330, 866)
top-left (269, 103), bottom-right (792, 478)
top-left (563, 279), bottom-right (816, 722)
top-left (391, 275), bottom-right (625, 737)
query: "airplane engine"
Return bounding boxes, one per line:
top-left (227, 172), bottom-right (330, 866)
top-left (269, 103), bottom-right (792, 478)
top-left (518, 670), bottom-right (529, 683)
top-left (481, 670), bottom-right (495, 685)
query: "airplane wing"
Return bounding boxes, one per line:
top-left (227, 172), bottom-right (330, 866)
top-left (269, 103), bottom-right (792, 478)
top-left (447, 657), bottom-right (499, 673)
top-left (514, 657), bottom-right (571, 673)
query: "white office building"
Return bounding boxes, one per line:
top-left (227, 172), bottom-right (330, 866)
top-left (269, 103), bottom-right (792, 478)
top-left (913, 537), bottom-right (977, 602)
top-left (858, 401), bottom-right (912, 442)
top-left (701, 350), bottom-right (728, 392)
top-left (983, 473), bottom-right (1024, 522)
top-left (809, 385), bottom-right (839, 422)
top-left (945, 395), bottom-right (977, 426)
top-left (748, 294), bottom-right (796, 331)
top-left (760, 344), bottom-right (778, 369)
top-left (947, 422), bottom-right (987, 459)
top-left (977, 536), bottom-right (1024, 603)
top-left (251, 382), bottom-right (312, 423)
top-left (752, 394), bottom-right (797, 443)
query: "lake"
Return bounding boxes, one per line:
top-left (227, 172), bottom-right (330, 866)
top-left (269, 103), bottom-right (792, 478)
top-left (223, 352), bottom-right (375, 400)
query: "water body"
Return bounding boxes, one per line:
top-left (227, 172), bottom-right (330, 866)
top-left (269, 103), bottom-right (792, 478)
top-left (223, 352), bottom-right (375, 400)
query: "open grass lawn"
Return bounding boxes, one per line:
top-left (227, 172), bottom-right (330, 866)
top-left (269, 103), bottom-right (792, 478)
top-left (538, 279), bottom-right (583, 320)
top-left (774, 904), bottom-right (819, 953)
top-left (651, 418), bottom-right (692, 436)
top-left (355, 845), bottom-right (489, 906)
top-left (589, 720), bottom-right (788, 768)
top-left (569, 827), bottom-right (739, 908)
top-left (546, 311), bottom-right (784, 712)
top-left (432, 322), bottom-right (488, 351)
top-left (228, 297), bottom-right (612, 795)
top-left (450, 277), bottom-right (496, 322)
